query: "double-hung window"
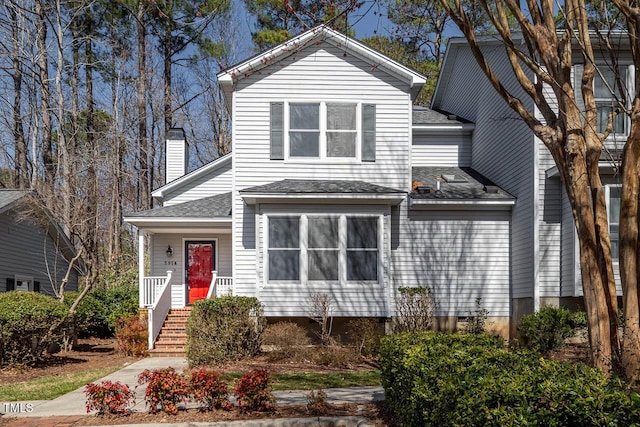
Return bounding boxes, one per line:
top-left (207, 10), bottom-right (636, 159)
top-left (607, 185), bottom-right (621, 260)
top-left (267, 214), bottom-right (379, 283)
top-left (288, 102), bottom-right (358, 159)
top-left (595, 68), bottom-right (628, 135)
top-left (270, 101), bottom-right (375, 161)
top-left (268, 217), bottom-right (300, 281)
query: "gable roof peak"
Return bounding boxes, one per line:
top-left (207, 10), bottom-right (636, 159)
top-left (217, 24), bottom-right (426, 102)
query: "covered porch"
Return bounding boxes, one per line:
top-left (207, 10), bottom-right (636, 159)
top-left (123, 193), bottom-right (233, 349)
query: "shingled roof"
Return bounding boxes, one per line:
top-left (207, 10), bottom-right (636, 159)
top-left (130, 192), bottom-right (232, 218)
top-left (412, 106), bottom-right (471, 125)
top-left (240, 179), bottom-right (404, 194)
top-left (411, 167), bottom-right (514, 201)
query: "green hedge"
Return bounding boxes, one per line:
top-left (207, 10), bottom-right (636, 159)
top-left (517, 305), bottom-right (583, 352)
top-left (89, 283), bottom-right (139, 334)
top-left (379, 332), bottom-right (640, 426)
top-left (0, 292), bottom-right (67, 366)
top-left (186, 296), bottom-right (265, 366)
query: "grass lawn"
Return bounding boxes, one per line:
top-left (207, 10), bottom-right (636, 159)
top-left (0, 368), bottom-right (380, 402)
top-left (0, 366), bottom-right (122, 401)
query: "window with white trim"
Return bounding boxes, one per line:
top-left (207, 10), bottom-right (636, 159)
top-left (607, 185), bottom-right (620, 260)
top-left (595, 67), bottom-right (628, 135)
top-left (15, 276), bottom-right (33, 292)
top-left (288, 102), bottom-right (358, 159)
top-left (268, 217), bottom-right (300, 280)
top-left (267, 214), bottom-right (380, 283)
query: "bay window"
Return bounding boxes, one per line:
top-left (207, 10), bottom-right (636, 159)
top-left (267, 214), bottom-right (380, 283)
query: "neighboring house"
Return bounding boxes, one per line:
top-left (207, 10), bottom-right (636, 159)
top-left (125, 26), bottom-right (533, 352)
top-left (0, 190), bottom-right (82, 296)
top-left (433, 35), bottom-right (627, 322)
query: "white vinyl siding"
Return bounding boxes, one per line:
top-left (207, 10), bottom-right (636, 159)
top-left (412, 132), bottom-right (472, 167)
top-left (255, 204), bottom-right (390, 317)
top-left (391, 202), bottom-right (511, 317)
top-left (163, 161), bottom-right (232, 206)
top-left (166, 138), bottom-right (188, 184)
top-left (232, 41), bottom-right (412, 308)
top-left (436, 42), bottom-right (535, 300)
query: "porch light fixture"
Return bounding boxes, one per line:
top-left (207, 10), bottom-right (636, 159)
top-left (166, 245), bottom-right (173, 257)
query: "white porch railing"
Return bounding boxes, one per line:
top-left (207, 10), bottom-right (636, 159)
top-left (147, 271), bottom-right (172, 350)
top-left (206, 271), bottom-right (233, 299)
top-left (141, 274), bottom-right (171, 308)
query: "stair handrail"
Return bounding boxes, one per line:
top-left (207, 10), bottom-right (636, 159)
top-left (206, 270), bottom-right (218, 299)
top-left (148, 271), bottom-right (172, 350)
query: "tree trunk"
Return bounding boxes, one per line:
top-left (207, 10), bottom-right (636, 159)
top-left (9, 0), bottom-right (28, 189)
top-left (36, 0), bottom-right (54, 193)
top-left (137, 0), bottom-right (150, 210)
top-left (620, 100), bottom-right (640, 381)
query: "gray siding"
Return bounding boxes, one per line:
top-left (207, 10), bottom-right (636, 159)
top-left (411, 132), bottom-right (472, 167)
top-left (538, 144), bottom-right (562, 297)
top-left (232, 41), bottom-right (413, 312)
top-left (435, 42), bottom-right (535, 300)
top-left (391, 203), bottom-right (511, 317)
top-left (560, 187), bottom-right (578, 296)
top-left (0, 211), bottom-right (79, 296)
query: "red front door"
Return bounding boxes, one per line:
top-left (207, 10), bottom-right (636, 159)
top-left (186, 242), bottom-right (214, 304)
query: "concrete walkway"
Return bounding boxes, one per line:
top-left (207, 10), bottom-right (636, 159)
top-left (0, 357), bottom-right (384, 420)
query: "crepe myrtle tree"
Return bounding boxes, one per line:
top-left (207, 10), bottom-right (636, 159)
top-left (437, 0), bottom-right (640, 381)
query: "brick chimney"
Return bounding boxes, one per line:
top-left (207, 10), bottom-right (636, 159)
top-left (166, 128), bottom-right (188, 184)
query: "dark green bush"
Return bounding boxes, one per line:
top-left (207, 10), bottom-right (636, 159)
top-left (63, 291), bottom-right (108, 338)
top-left (0, 291), bottom-right (67, 366)
top-left (186, 296), bottom-right (265, 365)
top-left (518, 305), bottom-right (579, 352)
top-left (380, 332), bottom-right (640, 426)
top-left (90, 283), bottom-right (139, 334)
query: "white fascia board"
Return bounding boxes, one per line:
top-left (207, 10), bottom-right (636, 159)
top-left (409, 198), bottom-right (515, 210)
top-left (151, 153), bottom-right (232, 201)
top-left (412, 124), bottom-right (475, 133)
top-left (217, 25), bottom-right (426, 95)
top-left (241, 193), bottom-right (406, 206)
top-left (545, 161), bottom-right (619, 179)
top-left (123, 217), bottom-right (231, 228)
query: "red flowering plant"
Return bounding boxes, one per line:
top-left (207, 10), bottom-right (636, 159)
top-left (84, 380), bottom-right (135, 415)
top-left (233, 368), bottom-right (276, 413)
top-left (188, 369), bottom-right (232, 411)
top-left (137, 367), bottom-right (189, 415)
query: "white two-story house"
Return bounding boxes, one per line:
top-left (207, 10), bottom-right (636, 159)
top-left (126, 26), bottom-right (604, 353)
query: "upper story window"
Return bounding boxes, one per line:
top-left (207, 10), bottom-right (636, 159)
top-left (595, 67), bottom-right (628, 135)
top-left (289, 102), bottom-right (357, 159)
top-left (607, 185), bottom-right (620, 260)
top-left (270, 102), bottom-right (376, 162)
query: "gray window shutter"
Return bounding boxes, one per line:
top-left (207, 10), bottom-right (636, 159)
top-left (33, 281), bottom-right (40, 293)
top-left (270, 102), bottom-right (284, 160)
top-left (6, 278), bottom-right (14, 291)
top-left (362, 104), bottom-right (376, 162)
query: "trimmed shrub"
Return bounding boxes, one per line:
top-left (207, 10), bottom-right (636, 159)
top-left (262, 322), bottom-right (311, 361)
top-left (115, 314), bottom-right (148, 357)
top-left (138, 368), bottom-right (189, 415)
top-left (188, 369), bottom-right (231, 411)
top-left (234, 369), bottom-right (275, 413)
top-left (0, 291), bottom-right (67, 366)
top-left (186, 296), bottom-right (265, 365)
top-left (518, 305), bottom-right (579, 352)
top-left (84, 380), bottom-right (135, 415)
top-left (380, 332), bottom-right (640, 426)
top-left (90, 283), bottom-right (139, 334)
top-left (63, 291), bottom-right (107, 339)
